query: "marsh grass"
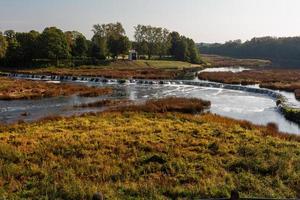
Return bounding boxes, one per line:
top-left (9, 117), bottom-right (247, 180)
top-left (112, 97), bottom-right (211, 114)
top-left (0, 111), bottom-right (299, 199)
top-left (0, 77), bottom-right (112, 100)
top-left (0, 98), bottom-right (299, 199)
top-left (202, 54), bottom-right (271, 67)
top-left (8, 60), bottom-right (203, 80)
top-left (199, 69), bottom-right (300, 98)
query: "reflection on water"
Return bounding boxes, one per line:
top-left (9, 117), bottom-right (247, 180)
top-left (0, 79), bottom-right (299, 134)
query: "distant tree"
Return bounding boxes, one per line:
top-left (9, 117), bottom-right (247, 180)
top-left (14, 31), bottom-right (40, 65)
top-left (4, 30), bottom-right (16, 42)
top-left (64, 31), bottom-right (87, 57)
top-left (169, 32), bottom-right (201, 63)
top-left (73, 35), bottom-right (88, 57)
top-left (134, 25), bottom-right (170, 59)
top-left (199, 36), bottom-right (300, 66)
top-left (4, 30), bottom-right (21, 66)
top-left (0, 32), bottom-right (8, 59)
top-left (91, 35), bottom-right (107, 59)
top-left (157, 28), bottom-right (170, 58)
top-left (38, 27), bottom-right (70, 64)
top-left (186, 38), bottom-right (201, 63)
top-left (107, 35), bottom-right (130, 59)
top-left (169, 32), bottom-right (181, 57)
top-left (92, 22), bottom-right (125, 38)
top-left (91, 22), bottom-right (127, 59)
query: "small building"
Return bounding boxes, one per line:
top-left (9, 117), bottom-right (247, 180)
top-left (128, 50), bottom-right (138, 61)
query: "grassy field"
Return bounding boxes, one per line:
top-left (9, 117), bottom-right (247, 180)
top-left (0, 77), bottom-right (112, 100)
top-left (4, 60), bottom-right (203, 80)
top-left (201, 54), bottom-right (271, 68)
top-left (0, 98), bottom-right (299, 199)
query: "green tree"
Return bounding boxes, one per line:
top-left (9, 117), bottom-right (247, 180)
top-left (14, 31), bottom-right (40, 65)
top-left (91, 35), bottom-right (107, 59)
top-left (91, 22), bottom-right (126, 59)
top-left (64, 31), bottom-right (87, 57)
top-left (134, 25), bottom-right (170, 59)
top-left (0, 32), bottom-right (8, 59)
top-left (38, 27), bottom-right (70, 65)
top-left (73, 35), bottom-right (88, 57)
top-left (107, 34), bottom-right (130, 59)
top-left (186, 38), bottom-right (201, 63)
top-left (169, 32), bottom-right (201, 63)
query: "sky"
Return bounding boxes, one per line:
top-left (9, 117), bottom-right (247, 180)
top-left (0, 0), bottom-right (300, 43)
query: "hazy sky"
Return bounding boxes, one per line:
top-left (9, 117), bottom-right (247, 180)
top-left (0, 0), bottom-right (300, 43)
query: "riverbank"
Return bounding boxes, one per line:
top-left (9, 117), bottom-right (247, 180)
top-left (199, 69), bottom-right (300, 97)
top-left (0, 77), bottom-right (112, 100)
top-left (1, 60), bottom-right (203, 80)
top-left (202, 54), bottom-right (271, 67)
top-left (0, 98), bottom-right (299, 199)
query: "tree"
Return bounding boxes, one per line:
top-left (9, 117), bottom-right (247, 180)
top-left (0, 32), bottom-right (8, 59)
top-left (186, 38), bottom-right (201, 63)
top-left (38, 27), bottom-right (70, 64)
top-left (134, 25), bottom-right (170, 59)
top-left (91, 35), bottom-right (107, 59)
top-left (169, 32), bottom-right (201, 63)
top-left (73, 35), bottom-right (88, 57)
top-left (91, 22), bottom-right (127, 59)
top-left (4, 30), bottom-right (16, 42)
top-left (14, 31), bottom-right (40, 65)
top-left (64, 31), bottom-right (87, 57)
top-left (107, 35), bottom-right (130, 59)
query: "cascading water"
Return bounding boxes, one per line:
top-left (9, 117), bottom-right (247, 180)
top-left (1, 72), bottom-right (300, 134)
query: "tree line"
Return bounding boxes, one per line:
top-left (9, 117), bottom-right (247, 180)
top-left (199, 36), bottom-right (300, 67)
top-left (0, 22), bottom-right (201, 67)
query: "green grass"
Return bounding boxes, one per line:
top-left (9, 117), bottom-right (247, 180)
top-left (0, 111), bottom-right (299, 199)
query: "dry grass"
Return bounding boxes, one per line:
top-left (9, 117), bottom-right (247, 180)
top-left (6, 60), bottom-right (203, 80)
top-left (199, 69), bottom-right (300, 97)
top-left (0, 77), bottom-right (112, 100)
top-left (111, 97), bottom-right (211, 114)
top-left (202, 54), bottom-right (271, 67)
top-left (0, 109), bottom-right (299, 199)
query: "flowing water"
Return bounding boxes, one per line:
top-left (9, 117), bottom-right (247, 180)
top-left (1, 70), bottom-right (300, 134)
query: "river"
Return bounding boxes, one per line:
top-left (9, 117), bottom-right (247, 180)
top-left (0, 67), bottom-right (300, 134)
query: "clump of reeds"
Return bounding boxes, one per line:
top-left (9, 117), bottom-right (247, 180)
top-left (112, 97), bottom-right (211, 114)
top-left (0, 77), bottom-right (112, 100)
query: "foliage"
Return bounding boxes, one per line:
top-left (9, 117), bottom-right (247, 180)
top-left (92, 22), bottom-right (130, 59)
top-left (38, 27), bottom-right (70, 61)
top-left (107, 34), bottom-right (130, 59)
top-left (169, 32), bottom-right (201, 63)
top-left (199, 36), bottom-right (300, 67)
top-left (0, 22), bottom-right (202, 67)
top-left (65, 31), bottom-right (88, 57)
top-left (0, 32), bottom-right (8, 59)
top-left (0, 109), bottom-right (299, 199)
